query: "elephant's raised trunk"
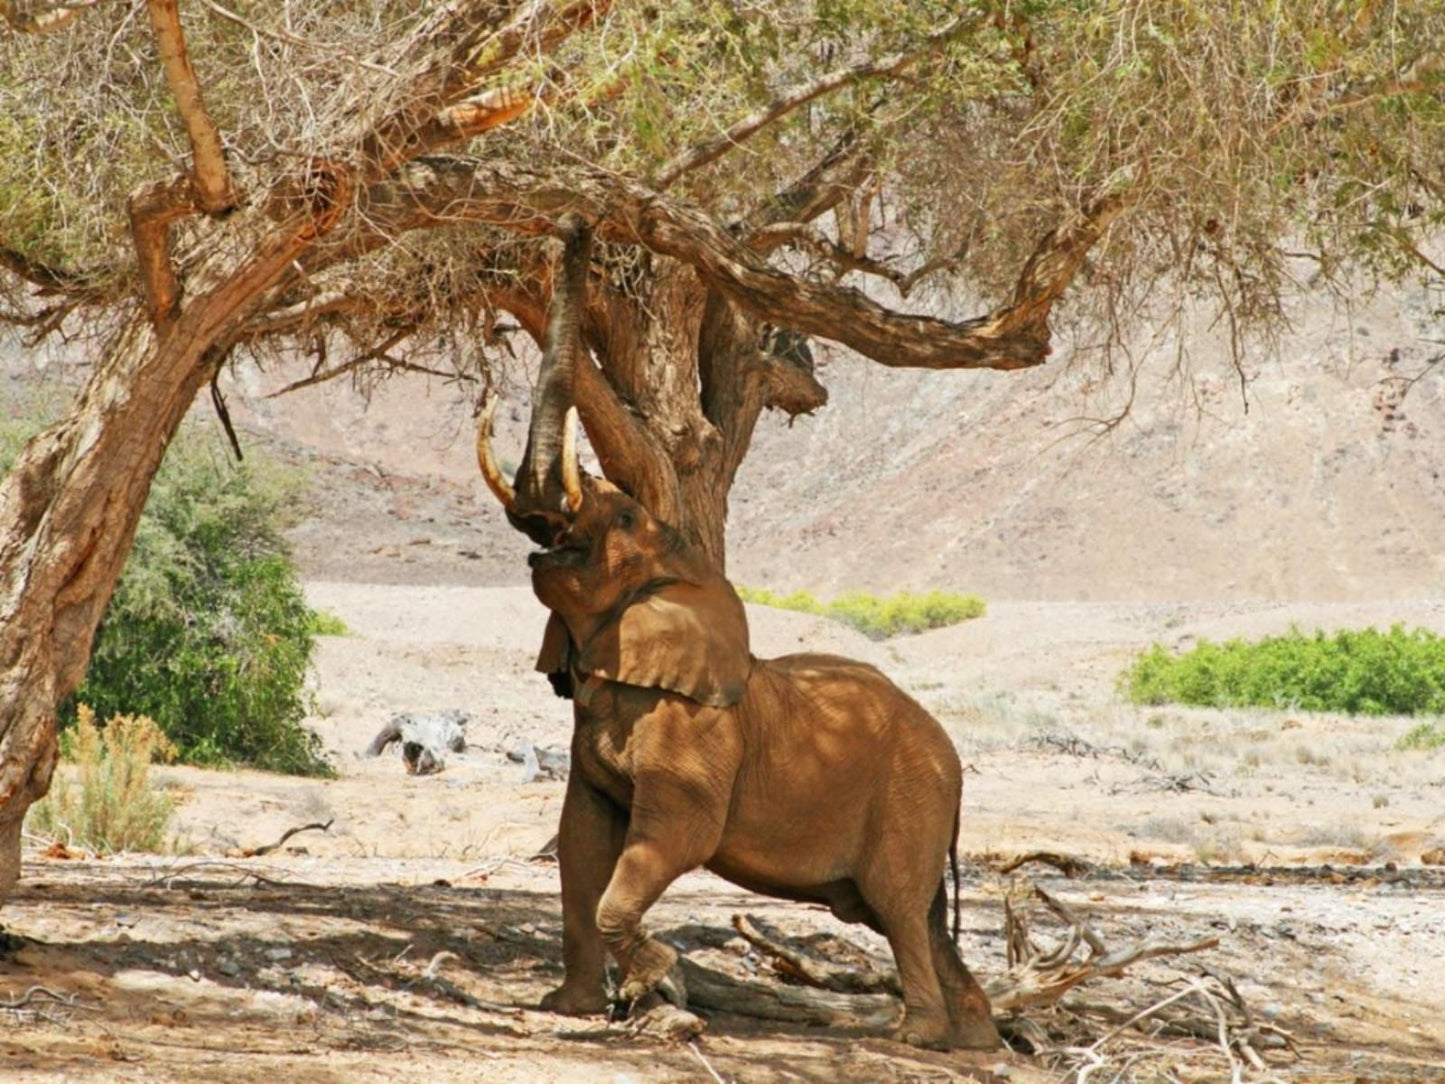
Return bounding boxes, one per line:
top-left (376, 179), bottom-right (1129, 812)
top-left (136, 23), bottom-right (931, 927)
top-left (476, 214), bottom-right (592, 540)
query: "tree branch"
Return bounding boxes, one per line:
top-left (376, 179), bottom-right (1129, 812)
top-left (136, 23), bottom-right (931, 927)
top-left (128, 174), bottom-right (201, 327)
top-left (653, 13), bottom-right (977, 191)
top-left (0, 244), bottom-right (108, 300)
top-left (265, 324), bottom-right (420, 397)
top-left (361, 158), bottom-right (1128, 371)
top-left (144, 0), bottom-right (238, 214)
top-left (741, 128), bottom-right (879, 240)
top-left (360, 0), bottom-right (614, 180)
top-left (747, 221), bottom-right (909, 287)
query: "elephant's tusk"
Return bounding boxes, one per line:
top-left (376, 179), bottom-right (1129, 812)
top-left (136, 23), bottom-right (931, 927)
top-left (476, 395), bottom-right (516, 510)
top-left (561, 405), bottom-right (584, 513)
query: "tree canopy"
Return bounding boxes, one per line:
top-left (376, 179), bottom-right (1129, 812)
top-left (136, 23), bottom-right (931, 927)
top-left (3, 0), bottom-right (1441, 376)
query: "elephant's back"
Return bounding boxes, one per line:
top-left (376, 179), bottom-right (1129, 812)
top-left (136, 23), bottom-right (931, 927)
top-left (749, 653), bottom-right (960, 776)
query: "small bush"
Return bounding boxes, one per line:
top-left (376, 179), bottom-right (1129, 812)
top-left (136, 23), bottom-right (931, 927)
top-left (68, 429), bottom-right (333, 777)
top-left (737, 586), bottom-right (986, 639)
top-left (28, 705), bottom-right (177, 854)
top-left (5, 405), bottom-right (331, 775)
top-left (306, 610), bottom-right (351, 637)
top-left (1398, 721), bottom-right (1445, 751)
top-left (1121, 625), bottom-right (1445, 717)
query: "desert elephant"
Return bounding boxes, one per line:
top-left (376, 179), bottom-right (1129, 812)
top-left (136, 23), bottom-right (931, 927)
top-left (473, 215), bottom-right (998, 1050)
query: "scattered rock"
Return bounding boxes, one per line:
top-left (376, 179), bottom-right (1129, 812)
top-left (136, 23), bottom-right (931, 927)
top-left (506, 737), bottom-right (570, 783)
top-left (1421, 848), bottom-right (1445, 867)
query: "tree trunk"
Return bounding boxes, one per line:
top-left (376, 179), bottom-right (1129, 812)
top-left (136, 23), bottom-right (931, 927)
top-left (572, 261), bottom-right (815, 572)
top-left (0, 203), bottom-right (322, 910)
top-left (0, 311), bottom-right (224, 901)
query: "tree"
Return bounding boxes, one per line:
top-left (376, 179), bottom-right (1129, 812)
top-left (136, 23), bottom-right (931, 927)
top-left (1, 0), bottom-right (1441, 907)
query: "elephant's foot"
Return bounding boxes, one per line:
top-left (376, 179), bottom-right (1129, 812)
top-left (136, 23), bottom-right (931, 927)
top-left (894, 1010), bottom-right (951, 1052)
top-left (617, 937), bottom-right (679, 1002)
top-left (949, 1010), bottom-right (1002, 1051)
top-left (540, 982), bottom-right (610, 1015)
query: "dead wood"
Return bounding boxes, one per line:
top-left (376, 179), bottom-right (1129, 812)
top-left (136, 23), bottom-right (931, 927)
top-left (678, 955), bottom-right (899, 1031)
top-left (673, 887), bottom-right (1222, 1041)
top-left (228, 820), bottom-right (334, 859)
top-left (998, 851), bottom-right (1094, 878)
top-left (731, 914), bottom-right (898, 996)
top-left (989, 886), bottom-right (1218, 1014)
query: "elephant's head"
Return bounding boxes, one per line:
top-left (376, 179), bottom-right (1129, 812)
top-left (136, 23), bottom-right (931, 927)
top-left (476, 218), bottom-right (750, 708)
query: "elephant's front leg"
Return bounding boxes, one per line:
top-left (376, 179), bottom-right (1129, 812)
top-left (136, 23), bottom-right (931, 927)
top-left (596, 777), bottom-right (727, 1002)
top-left (540, 772), bottom-right (626, 1015)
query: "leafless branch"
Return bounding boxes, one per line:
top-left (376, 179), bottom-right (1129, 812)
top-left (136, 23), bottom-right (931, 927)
top-left (0, 243), bottom-right (108, 300)
top-left (143, 0), bottom-right (238, 214)
top-left (748, 221), bottom-right (907, 286)
top-left (209, 371), bottom-right (243, 462)
top-left (359, 0), bottom-right (615, 180)
top-left (227, 819), bottom-right (334, 858)
top-left (265, 324), bottom-right (420, 397)
top-left (742, 128), bottom-right (879, 240)
top-left (194, 0), bottom-right (398, 76)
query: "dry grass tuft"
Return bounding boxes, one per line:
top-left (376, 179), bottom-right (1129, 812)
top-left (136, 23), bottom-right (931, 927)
top-left (28, 705), bottom-right (178, 854)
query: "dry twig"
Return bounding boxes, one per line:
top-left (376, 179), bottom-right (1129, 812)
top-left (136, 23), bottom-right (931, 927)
top-left (226, 819), bottom-right (334, 858)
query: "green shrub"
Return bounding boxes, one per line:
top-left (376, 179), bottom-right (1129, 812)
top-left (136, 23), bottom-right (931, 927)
top-left (1121, 625), bottom-right (1445, 718)
top-left (1397, 721), bottom-right (1445, 751)
top-left (63, 428), bottom-right (333, 777)
top-left (306, 610), bottom-right (351, 637)
top-left (28, 705), bottom-right (177, 854)
top-left (737, 586), bottom-right (986, 639)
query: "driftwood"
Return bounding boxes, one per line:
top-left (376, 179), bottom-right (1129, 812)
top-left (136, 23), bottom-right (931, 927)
top-left (989, 886), bottom-right (1218, 1013)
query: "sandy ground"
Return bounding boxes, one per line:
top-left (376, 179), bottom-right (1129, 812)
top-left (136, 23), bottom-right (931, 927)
top-left (5, 587), bottom-right (1445, 1082)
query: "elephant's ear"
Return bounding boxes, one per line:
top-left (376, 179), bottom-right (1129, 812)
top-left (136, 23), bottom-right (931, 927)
top-left (578, 580), bottom-right (751, 707)
top-left (535, 612), bottom-right (575, 699)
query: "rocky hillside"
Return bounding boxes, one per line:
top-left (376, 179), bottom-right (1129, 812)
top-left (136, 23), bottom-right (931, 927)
top-left (4, 279), bottom-right (1442, 602)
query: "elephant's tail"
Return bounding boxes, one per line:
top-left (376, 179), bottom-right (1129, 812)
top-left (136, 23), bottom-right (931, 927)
top-left (950, 807), bottom-right (961, 944)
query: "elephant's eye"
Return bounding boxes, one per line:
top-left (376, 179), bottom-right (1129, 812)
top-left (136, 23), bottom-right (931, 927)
top-left (616, 509), bottom-right (636, 530)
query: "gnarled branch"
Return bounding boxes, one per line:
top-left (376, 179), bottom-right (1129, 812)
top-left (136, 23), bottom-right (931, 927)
top-left (128, 175), bottom-right (201, 327)
top-left (360, 0), bottom-right (614, 180)
top-left (353, 157), bottom-right (1129, 372)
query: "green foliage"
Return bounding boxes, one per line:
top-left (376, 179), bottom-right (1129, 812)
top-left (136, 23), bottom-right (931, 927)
top-left (65, 428), bottom-right (333, 777)
top-left (737, 585), bottom-right (985, 639)
top-left (1121, 626), bottom-right (1445, 718)
top-left (306, 610), bottom-right (351, 637)
top-left (1397, 721), bottom-right (1445, 751)
top-left (27, 705), bottom-right (177, 855)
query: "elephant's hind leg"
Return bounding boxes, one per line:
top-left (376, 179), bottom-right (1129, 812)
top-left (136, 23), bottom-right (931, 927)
top-left (541, 774), bottom-right (627, 1015)
top-left (928, 886), bottom-right (1000, 1050)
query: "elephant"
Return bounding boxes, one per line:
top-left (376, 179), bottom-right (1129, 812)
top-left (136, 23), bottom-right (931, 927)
top-left (477, 420), bottom-right (999, 1051)
top-left (472, 215), bottom-right (998, 1050)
